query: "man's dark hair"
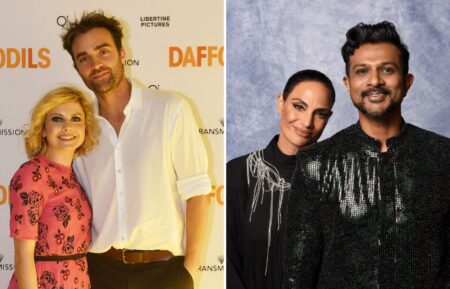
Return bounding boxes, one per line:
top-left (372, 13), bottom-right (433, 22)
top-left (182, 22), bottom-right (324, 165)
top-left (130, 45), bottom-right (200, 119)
top-left (61, 11), bottom-right (124, 64)
top-left (341, 21), bottom-right (409, 76)
top-left (282, 69), bottom-right (335, 105)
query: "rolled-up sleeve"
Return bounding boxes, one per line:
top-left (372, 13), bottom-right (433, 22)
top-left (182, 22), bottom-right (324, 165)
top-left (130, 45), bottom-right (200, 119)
top-left (170, 97), bottom-right (211, 200)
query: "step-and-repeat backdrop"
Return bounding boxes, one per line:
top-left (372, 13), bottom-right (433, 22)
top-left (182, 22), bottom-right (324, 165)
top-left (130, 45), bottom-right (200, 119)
top-left (0, 1), bottom-right (224, 288)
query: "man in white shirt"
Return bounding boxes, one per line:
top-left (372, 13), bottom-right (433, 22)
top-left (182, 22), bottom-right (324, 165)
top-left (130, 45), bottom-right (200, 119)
top-left (61, 11), bottom-right (210, 289)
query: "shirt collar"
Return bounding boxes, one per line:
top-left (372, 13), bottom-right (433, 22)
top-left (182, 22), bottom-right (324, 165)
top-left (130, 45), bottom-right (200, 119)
top-left (124, 79), bottom-right (143, 115)
top-left (355, 119), bottom-right (409, 151)
top-left (267, 135), bottom-right (296, 166)
top-left (93, 78), bottom-right (143, 116)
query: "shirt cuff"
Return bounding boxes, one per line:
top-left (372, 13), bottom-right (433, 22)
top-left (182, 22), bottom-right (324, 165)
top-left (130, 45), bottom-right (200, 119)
top-left (177, 173), bottom-right (211, 200)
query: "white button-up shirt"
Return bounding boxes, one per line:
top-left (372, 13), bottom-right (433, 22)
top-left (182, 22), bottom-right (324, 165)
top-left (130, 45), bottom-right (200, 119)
top-left (74, 82), bottom-right (211, 255)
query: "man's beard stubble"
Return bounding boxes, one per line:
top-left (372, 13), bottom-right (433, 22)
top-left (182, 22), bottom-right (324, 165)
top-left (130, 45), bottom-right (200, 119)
top-left (84, 64), bottom-right (124, 94)
top-left (90, 67), bottom-right (115, 94)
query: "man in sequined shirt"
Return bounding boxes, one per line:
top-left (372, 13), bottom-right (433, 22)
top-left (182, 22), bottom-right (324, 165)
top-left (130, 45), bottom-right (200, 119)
top-left (282, 21), bottom-right (450, 289)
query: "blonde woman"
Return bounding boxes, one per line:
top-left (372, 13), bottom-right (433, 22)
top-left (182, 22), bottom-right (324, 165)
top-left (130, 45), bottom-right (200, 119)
top-left (8, 86), bottom-right (100, 289)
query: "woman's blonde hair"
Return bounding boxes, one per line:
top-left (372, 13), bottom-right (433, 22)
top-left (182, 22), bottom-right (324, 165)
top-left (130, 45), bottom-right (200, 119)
top-left (24, 86), bottom-right (101, 159)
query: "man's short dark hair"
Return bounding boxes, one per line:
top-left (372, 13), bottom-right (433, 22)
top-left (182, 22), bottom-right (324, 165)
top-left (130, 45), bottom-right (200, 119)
top-left (341, 21), bottom-right (410, 76)
top-left (61, 10), bottom-right (124, 64)
top-left (282, 69), bottom-right (335, 105)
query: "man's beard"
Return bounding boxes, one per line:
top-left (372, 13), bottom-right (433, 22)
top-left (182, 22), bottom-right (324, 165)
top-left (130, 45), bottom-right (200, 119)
top-left (85, 66), bottom-right (123, 94)
top-left (353, 86), bottom-right (402, 119)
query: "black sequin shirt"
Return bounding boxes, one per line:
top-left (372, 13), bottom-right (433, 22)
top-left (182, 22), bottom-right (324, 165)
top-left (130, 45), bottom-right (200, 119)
top-left (282, 122), bottom-right (450, 289)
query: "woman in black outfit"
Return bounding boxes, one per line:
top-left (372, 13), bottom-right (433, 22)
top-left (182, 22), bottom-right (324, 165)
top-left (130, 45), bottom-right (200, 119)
top-left (227, 69), bottom-right (335, 289)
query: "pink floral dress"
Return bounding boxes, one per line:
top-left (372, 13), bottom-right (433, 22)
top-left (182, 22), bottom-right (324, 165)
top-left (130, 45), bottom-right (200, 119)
top-left (8, 156), bottom-right (92, 289)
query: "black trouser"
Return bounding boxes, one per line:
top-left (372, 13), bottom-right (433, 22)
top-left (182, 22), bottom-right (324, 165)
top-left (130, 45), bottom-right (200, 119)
top-left (87, 252), bottom-right (194, 289)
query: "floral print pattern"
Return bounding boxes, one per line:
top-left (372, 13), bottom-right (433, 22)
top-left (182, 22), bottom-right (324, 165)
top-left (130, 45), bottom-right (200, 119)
top-left (8, 156), bottom-right (92, 289)
top-left (53, 204), bottom-right (71, 228)
top-left (39, 271), bottom-right (58, 289)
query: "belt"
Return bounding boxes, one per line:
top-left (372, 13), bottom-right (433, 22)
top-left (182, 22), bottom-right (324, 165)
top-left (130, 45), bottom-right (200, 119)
top-left (101, 247), bottom-right (174, 264)
top-left (35, 253), bottom-right (86, 261)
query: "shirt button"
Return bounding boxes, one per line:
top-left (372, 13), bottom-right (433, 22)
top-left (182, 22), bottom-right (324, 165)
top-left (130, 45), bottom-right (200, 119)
top-left (118, 169), bottom-right (122, 173)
